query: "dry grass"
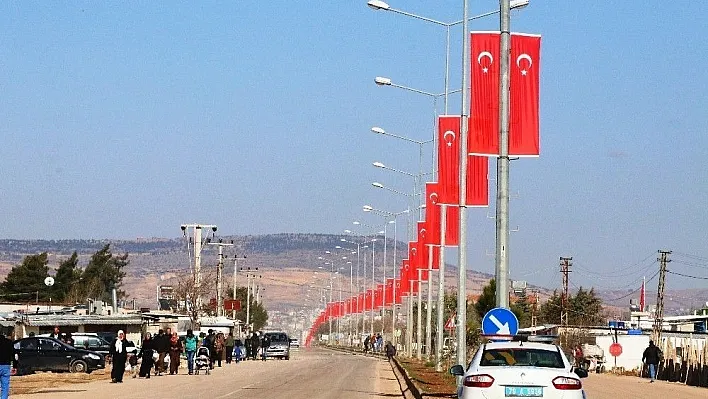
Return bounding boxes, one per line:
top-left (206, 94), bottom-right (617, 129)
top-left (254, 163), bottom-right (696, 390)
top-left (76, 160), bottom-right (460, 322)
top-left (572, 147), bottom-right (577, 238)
top-left (10, 368), bottom-right (110, 395)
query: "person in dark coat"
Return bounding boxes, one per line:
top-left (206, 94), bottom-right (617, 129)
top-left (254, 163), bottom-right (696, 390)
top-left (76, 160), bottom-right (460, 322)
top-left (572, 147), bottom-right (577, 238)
top-left (260, 334), bottom-right (270, 361)
top-left (168, 332), bottom-right (183, 375)
top-left (642, 340), bottom-right (663, 382)
top-left (385, 341), bottom-right (396, 360)
top-left (109, 330), bottom-right (128, 383)
top-left (138, 332), bottom-right (155, 378)
top-left (244, 335), bottom-right (252, 360)
top-left (249, 333), bottom-right (260, 361)
top-left (205, 330), bottom-right (217, 369)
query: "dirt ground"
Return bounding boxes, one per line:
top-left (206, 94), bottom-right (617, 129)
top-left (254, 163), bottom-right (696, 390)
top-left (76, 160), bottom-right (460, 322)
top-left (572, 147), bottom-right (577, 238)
top-left (10, 368), bottom-right (111, 395)
top-left (397, 357), bottom-right (457, 398)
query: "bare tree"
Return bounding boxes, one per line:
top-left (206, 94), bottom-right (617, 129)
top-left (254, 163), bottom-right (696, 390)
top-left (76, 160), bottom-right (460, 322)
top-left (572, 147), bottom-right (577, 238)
top-left (173, 270), bottom-right (217, 325)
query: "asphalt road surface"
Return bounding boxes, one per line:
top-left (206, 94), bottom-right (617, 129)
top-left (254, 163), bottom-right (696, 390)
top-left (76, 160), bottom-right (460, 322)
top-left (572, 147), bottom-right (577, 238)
top-left (13, 348), bottom-right (403, 399)
top-left (581, 372), bottom-right (707, 399)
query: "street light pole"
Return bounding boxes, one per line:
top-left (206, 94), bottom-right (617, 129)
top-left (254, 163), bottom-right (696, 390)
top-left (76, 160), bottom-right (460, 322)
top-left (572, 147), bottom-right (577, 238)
top-left (496, 0), bottom-right (512, 310)
top-left (456, 0), bottom-right (471, 373)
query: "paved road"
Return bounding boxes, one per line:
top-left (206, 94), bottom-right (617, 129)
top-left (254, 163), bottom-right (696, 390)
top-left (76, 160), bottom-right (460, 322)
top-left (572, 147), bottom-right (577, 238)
top-left (14, 348), bottom-right (403, 399)
top-left (582, 373), bottom-right (707, 398)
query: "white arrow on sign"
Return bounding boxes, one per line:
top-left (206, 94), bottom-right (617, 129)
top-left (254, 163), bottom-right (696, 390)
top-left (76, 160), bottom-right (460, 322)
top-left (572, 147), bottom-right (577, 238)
top-left (489, 314), bottom-right (511, 335)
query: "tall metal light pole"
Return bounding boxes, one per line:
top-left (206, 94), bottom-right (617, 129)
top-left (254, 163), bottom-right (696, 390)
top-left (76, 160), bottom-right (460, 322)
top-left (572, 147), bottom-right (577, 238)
top-left (207, 239), bottom-right (233, 317)
top-left (456, 0), bottom-right (471, 372)
top-left (495, 0), bottom-right (512, 310)
top-left (240, 266), bottom-right (258, 332)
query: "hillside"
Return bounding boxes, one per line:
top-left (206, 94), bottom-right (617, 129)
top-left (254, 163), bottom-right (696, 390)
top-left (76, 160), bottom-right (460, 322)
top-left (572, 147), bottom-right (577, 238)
top-left (0, 235), bottom-right (501, 312)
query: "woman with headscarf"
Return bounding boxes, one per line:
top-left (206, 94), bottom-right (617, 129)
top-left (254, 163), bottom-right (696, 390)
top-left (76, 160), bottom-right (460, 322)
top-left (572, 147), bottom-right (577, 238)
top-left (138, 332), bottom-right (154, 379)
top-left (168, 332), bottom-right (183, 375)
top-left (109, 330), bottom-right (128, 383)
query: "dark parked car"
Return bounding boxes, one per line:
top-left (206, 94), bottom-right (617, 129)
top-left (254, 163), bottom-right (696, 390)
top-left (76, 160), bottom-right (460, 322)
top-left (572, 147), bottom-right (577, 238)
top-left (13, 337), bottom-right (105, 375)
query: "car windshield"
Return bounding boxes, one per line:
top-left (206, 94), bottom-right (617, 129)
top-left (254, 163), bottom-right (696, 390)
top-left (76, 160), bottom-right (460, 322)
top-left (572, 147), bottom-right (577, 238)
top-left (266, 333), bottom-right (288, 342)
top-left (480, 348), bottom-right (565, 368)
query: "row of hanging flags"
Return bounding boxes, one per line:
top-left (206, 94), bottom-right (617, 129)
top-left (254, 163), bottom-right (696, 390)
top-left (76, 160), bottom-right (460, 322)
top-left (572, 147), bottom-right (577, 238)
top-left (305, 32), bottom-right (541, 347)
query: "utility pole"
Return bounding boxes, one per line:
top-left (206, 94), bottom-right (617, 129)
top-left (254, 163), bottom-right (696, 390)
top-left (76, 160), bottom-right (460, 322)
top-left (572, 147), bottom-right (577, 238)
top-left (232, 255), bottom-right (246, 319)
top-left (181, 224), bottom-right (217, 312)
top-left (241, 267), bottom-right (258, 333)
top-left (207, 239), bottom-right (233, 317)
top-left (530, 290), bottom-right (539, 329)
top-left (653, 250), bottom-right (671, 342)
top-left (560, 257), bottom-right (572, 329)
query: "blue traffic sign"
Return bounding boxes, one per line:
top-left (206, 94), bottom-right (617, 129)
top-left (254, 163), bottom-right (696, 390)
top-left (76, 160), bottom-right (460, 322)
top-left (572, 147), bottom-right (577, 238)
top-left (482, 307), bottom-right (519, 336)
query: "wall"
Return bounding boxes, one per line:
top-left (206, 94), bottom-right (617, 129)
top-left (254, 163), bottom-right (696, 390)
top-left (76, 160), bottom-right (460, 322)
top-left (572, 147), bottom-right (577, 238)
top-left (596, 335), bottom-right (650, 370)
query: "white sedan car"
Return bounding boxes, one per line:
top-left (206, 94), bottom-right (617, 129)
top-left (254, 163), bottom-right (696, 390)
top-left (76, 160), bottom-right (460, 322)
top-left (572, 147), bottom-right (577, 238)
top-left (450, 339), bottom-right (588, 399)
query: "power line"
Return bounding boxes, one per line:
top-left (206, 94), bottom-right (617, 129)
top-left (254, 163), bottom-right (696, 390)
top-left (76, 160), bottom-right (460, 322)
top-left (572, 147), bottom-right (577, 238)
top-left (606, 269), bottom-right (660, 302)
top-left (672, 260), bottom-right (708, 270)
top-left (666, 270), bottom-right (708, 280)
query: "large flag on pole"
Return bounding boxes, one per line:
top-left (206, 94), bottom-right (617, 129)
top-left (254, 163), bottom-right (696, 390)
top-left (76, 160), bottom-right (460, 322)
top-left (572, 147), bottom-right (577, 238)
top-left (437, 116), bottom-right (490, 207)
top-left (510, 33), bottom-right (541, 157)
top-left (469, 31), bottom-right (541, 157)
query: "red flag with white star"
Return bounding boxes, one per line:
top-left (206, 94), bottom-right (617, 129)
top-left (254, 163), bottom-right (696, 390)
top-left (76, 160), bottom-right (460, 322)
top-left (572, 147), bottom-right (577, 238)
top-left (510, 33), bottom-right (541, 156)
top-left (470, 32), bottom-right (501, 156)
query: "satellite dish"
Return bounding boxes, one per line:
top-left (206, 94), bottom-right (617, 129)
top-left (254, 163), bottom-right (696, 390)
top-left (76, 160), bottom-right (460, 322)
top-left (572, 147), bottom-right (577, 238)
top-left (44, 277), bottom-right (55, 287)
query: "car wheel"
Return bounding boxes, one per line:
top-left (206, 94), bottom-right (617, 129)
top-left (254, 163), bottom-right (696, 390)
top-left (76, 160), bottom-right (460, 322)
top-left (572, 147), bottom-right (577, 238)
top-left (71, 360), bottom-right (88, 373)
top-left (285, 356), bottom-right (290, 360)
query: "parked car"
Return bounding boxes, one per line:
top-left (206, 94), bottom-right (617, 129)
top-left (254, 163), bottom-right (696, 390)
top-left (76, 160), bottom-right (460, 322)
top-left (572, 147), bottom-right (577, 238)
top-left (38, 333), bottom-right (137, 357)
top-left (13, 337), bottom-right (105, 375)
top-left (264, 332), bottom-right (290, 360)
top-left (449, 337), bottom-right (588, 399)
top-left (289, 338), bottom-right (300, 348)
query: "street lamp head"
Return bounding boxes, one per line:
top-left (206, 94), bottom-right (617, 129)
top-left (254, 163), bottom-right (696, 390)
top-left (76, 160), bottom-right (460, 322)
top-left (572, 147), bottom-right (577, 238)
top-left (340, 238), bottom-right (347, 242)
top-left (325, 251), bottom-right (331, 254)
top-left (353, 221), bottom-right (361, 225)
top-left (371, 182), bottom-right (384, 189)
top-left (343, 229), bottom-right (352, 234)
top-left (371, 126), bottom-right (386, 135)
top-left (372, 161), bottom-right (386, 168)
top-left (388, 220), bottom-right (396, 224)
top-left (378, 230), bottom-right (385, 234)
top-left (363, 205), bottom-right (374, 212)
top-left (335, 245), bottom-right (342, 249)
top-left (374, 76), bottom-right (392, 86)
top-left (367, 0), bottom-right (390, 11)
top-left (511, 0), bottom-right (530, 9)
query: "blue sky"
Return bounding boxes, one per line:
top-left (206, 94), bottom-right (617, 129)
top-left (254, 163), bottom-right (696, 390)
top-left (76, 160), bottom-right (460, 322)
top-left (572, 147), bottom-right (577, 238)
top-left (1, 1), bottom-right (706, 292)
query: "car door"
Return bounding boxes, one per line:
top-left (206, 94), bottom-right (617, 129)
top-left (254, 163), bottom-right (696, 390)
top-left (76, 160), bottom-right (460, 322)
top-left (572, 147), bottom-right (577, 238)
top-left (15, 338), bottom-right (40, 373)
top-left (39, 338), bottom-right (71, 372)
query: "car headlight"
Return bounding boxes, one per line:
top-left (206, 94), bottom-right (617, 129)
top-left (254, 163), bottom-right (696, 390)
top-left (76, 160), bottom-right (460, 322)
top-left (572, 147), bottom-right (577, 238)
top-left (85, 354), bottom-right (101, 360)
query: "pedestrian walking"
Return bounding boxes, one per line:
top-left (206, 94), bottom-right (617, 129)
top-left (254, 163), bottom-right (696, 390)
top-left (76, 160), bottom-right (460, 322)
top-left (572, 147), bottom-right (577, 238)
top-left (384, 341), bottom-right (396, 361)
top-left (205, 330), bottom-right (217, 369)
top-left (261, 334), bottom-right (270, 361)
top-left (244, 334), bottom-right (252, 360)
top-left (642, 340), bottom-right (663, 382)
top-left (0, 330), bottom-right (16, 399)
top-left (109, 330), bottom-right (128, 383)
top-left (225, 332), bottom-right (235, 364)
top-left (214, 333), bottom-right (225, 367)
top-left (233, 339), bottom-right (243, 363)
top-left (169, 332), bottom-right (183, 375)
top-left (49, 326), bottom-right (61, 340)
top-left (184, 329), bottom-right (198, 375)
top-left (250, 332), bottom-right (260, 361)
top-left (376, 334), bottom-right (383, 352)
top-left (138, 333), bottom-right (154, 378)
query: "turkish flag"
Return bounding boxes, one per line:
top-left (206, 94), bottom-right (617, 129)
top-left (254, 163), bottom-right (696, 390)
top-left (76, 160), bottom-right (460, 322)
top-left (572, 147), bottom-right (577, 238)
top-left (437, 115), bottom-right (490, 207)
top-left (400, 260), bottom-right (411, 295)
top-left (375, 284), bottom-right (384, 308)
top-left (358, 293), bottom-right (365, 313)
top-left (470, 32), bottom-right (501, 156)
top-left (438, 115), bottom-right (460, 205)
top-left (365, 290), bottom-right (373, 311)
top-left (425, 182), bottom-right (441, 243)
top-left (385, 278), bottom-right (394, 306)
top-left (394, 279), bottom-right (402, 304)
top-left (510, 33), bottom-right (541, 157)
top-left (445, 205), bottom-right (460, 246)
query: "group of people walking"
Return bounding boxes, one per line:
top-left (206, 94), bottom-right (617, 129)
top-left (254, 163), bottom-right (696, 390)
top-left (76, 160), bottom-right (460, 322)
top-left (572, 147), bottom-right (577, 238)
top-left (110, 329), bottom-right (275, 382)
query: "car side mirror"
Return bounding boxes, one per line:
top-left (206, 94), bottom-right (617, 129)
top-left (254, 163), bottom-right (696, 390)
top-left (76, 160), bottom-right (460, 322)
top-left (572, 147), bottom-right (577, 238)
top-left (574, 367), bottom-right (589, 379)
top-left (449, 364), bottom-right (465, 376)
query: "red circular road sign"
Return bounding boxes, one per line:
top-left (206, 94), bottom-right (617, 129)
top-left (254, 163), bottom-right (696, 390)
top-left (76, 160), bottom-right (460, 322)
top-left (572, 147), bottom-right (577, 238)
top-left (609, 342), bottom-right (623, 357)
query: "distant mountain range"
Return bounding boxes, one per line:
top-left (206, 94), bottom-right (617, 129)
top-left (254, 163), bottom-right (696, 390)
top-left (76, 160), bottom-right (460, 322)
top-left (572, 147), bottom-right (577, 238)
top-left (1, 236), bottom-right (703, 316)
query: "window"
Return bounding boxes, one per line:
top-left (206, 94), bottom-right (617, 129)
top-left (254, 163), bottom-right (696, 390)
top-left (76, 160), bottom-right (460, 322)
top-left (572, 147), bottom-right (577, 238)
top-left (19, 338), bottom-right (39, 351)
top-left (480, 348), bottom-right (565, 368)
top-left (39, 339), bottom-right (63, 351)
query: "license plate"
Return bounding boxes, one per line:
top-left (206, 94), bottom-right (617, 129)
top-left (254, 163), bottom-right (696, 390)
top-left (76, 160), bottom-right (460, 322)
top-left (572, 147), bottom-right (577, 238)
top-left (504, 386), bottom-right (543, 397)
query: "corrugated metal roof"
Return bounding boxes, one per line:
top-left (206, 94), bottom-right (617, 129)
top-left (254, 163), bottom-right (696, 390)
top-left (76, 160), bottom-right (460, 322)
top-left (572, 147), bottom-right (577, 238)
top-left (24, 315), bottom-right (144, 327)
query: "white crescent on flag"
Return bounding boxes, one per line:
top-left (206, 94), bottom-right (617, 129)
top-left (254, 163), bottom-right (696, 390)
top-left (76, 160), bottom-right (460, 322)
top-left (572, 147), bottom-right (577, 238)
top-left (443, 130), bottom-right (456, 146)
